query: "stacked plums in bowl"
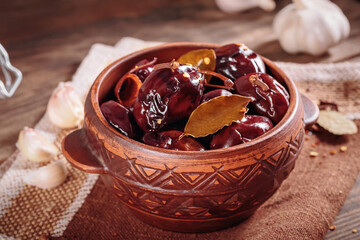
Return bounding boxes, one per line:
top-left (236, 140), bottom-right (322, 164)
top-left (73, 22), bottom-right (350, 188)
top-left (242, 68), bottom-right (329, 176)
top-left (100, 43), bottom-right (290, 150)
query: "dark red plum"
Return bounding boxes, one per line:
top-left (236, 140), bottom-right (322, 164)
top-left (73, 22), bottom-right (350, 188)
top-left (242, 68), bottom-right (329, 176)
top-left (215, 44), bottom-right (265, 80)
top-left (234, 73), bottom-right (290, 124)
top-left (142, 130), bottom-right (205, 151)
top-left (210, 115), bottom-right (273, 149)
top-left (133, 63), bottom-right (205, 132)
top-left (201, 89), bottom-right (232, 103)
top-left (101, 100), bottom-right (140, 139)
top-left (132, 58), bottom-right (157, 82)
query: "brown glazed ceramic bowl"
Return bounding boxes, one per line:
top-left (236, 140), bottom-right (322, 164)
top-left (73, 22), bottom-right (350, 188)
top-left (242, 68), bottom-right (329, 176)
top-left (62, 42), bottom-right (318, 233)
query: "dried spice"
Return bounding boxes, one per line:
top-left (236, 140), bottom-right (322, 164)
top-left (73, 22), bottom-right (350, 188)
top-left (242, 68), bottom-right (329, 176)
top-left (198, 69), bottom-right (234, 89)
top-left (340, 146), bottom-right (348, 152)
top-left (178, 49), bottom-right (216, 83)
top-left (330, 225), bottom-right (336, 231)
top-left (248, 74), bottom-right (270, 91)
top-left (184, 95), bottom-right (252, 138)
top-left (177, 49), bottom-right (216, 73)
top-left (330, 149), bottom-right (337, 155)
top-left (317, 110), bottom-right (358, 135)
top-left (114, 73), bottom-right (142, 107)
top-left (310, 151), bottom-right (318, 157)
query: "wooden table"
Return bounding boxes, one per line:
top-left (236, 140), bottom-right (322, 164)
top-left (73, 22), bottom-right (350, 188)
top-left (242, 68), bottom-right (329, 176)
top-left (1, 0), bottom-right (359, 238)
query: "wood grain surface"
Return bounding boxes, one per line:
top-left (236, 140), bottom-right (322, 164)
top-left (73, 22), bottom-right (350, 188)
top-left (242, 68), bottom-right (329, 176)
top-left (1, 0), bottom-right (359, 238)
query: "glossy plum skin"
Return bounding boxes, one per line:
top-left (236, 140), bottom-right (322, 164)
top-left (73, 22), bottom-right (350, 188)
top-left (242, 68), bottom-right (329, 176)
top-left (201, 89), bottom-right (232, 103)
top-left (215, 44), bottom-right (265, 80)
top-left (133, 59), bottom-right (156, 82)
top-left (142, 130), bottom-right (205, 151)
top-left (234, 73), bottom-right (290, 124)
top-left (102, 45), bottom-right (290, 151)
top-left (101, 100), bottom-right (140, 139)
top-left (133, 65), bottom-right (205, 132)
top-left (210, 115), bottom-right (273, 149)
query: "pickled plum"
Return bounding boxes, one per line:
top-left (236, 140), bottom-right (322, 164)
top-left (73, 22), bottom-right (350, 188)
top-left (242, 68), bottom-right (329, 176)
top-left (201, 89), bottom-right (232, 103)
top-left (133, 58), bottom-right (157, 82)
top-left (210, 115), bottom-right (273, 149)
top-left (234, 73), bottom-right (289, 124)
top-left (215, 44), bottom-right (265, 80)
top-left (133, 64), bottom-right (205, 132)
top-left (100, 44), bottom-right (290, 150)
top-left (142, 130), bottom-right (205, 151)
top-left (100, 100), bottom-right (140, 139)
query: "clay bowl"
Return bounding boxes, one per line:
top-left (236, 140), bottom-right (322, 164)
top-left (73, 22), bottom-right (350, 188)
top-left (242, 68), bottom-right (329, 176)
top-left (62, 42), bottom-right (318, 233)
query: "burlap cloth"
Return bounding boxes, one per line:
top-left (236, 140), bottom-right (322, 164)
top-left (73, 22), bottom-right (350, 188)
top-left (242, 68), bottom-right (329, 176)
top-left (1, 37), bottom-right (360, 240)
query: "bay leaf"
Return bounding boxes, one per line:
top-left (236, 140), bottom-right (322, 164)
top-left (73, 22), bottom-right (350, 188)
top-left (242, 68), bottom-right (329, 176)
top-left (317, 110), bottom-right (358, 135)
top-left (178, 49), bottom-right (216, 82)
top-left (184, 95), bottom-right (252, 138)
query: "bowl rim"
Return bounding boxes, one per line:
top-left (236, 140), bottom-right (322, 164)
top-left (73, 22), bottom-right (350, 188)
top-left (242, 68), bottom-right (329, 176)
top-left (89, 42), bottom-right (300, 156)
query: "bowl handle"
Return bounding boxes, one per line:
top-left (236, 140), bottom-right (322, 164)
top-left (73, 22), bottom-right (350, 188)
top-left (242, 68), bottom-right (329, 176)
top-left (301, 93), bottom-right (319, 129)
top-left (62, 129), bottom-right (107, 174)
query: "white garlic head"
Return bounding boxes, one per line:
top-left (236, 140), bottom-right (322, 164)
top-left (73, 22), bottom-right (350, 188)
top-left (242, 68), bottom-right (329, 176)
top-left (215, 0), bottom-right (275, 13)
top-left (273, 0), bottom-right (350, 56)
top-left (47, 82), bottom-right (84, 129)
top-left (16, 127), bottom-right (58, 163)
top-left (23, 160), bottom-right (68, 189)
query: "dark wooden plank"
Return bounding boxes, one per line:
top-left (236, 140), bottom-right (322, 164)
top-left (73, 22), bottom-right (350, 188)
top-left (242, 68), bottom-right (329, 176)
top-left (325, 175), bottom-right (360, 239)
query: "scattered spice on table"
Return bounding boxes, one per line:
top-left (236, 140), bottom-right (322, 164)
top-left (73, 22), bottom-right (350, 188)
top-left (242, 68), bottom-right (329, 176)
top-left (310, 151), bottom-right (318, 157)
top-left (340, 146), bottom-right (348, 152)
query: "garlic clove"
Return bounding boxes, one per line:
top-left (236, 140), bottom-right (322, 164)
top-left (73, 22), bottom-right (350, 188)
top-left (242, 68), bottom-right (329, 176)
top-left (16, 127), bottom-right (58, 163)
top-left (215, 0), bottom-right (275, 14)
top-left (23, 160), bottom-right (68, 189)
top-left (47, 82), bottom-right (84, 129)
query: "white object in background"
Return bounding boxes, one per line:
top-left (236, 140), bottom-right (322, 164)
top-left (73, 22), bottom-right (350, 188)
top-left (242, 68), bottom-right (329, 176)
top-left (16, 127), bottom-right (59, 163)
top-left (23, 160), bottom-right (68, 189)
top-left (0, 44), bottom-right (22, 99)
top-left (273, 0), bottom-right (350, 56)
top-left (215, 0), bottom-right (275, 13)
top-left (47, 82), bottom-right (84, 129)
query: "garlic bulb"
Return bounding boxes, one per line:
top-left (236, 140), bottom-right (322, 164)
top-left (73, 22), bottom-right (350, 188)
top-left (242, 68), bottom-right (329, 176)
top-left (16, 127), bottom-right (58, 163)
top-left (273, 0), bottom-right (350, 56)
top-left (215, 0), bottom-right (275, 13)
top-left (23, 160), bottom-right (68, 189)
top-left (47, 82), bottom-right (84, 128)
